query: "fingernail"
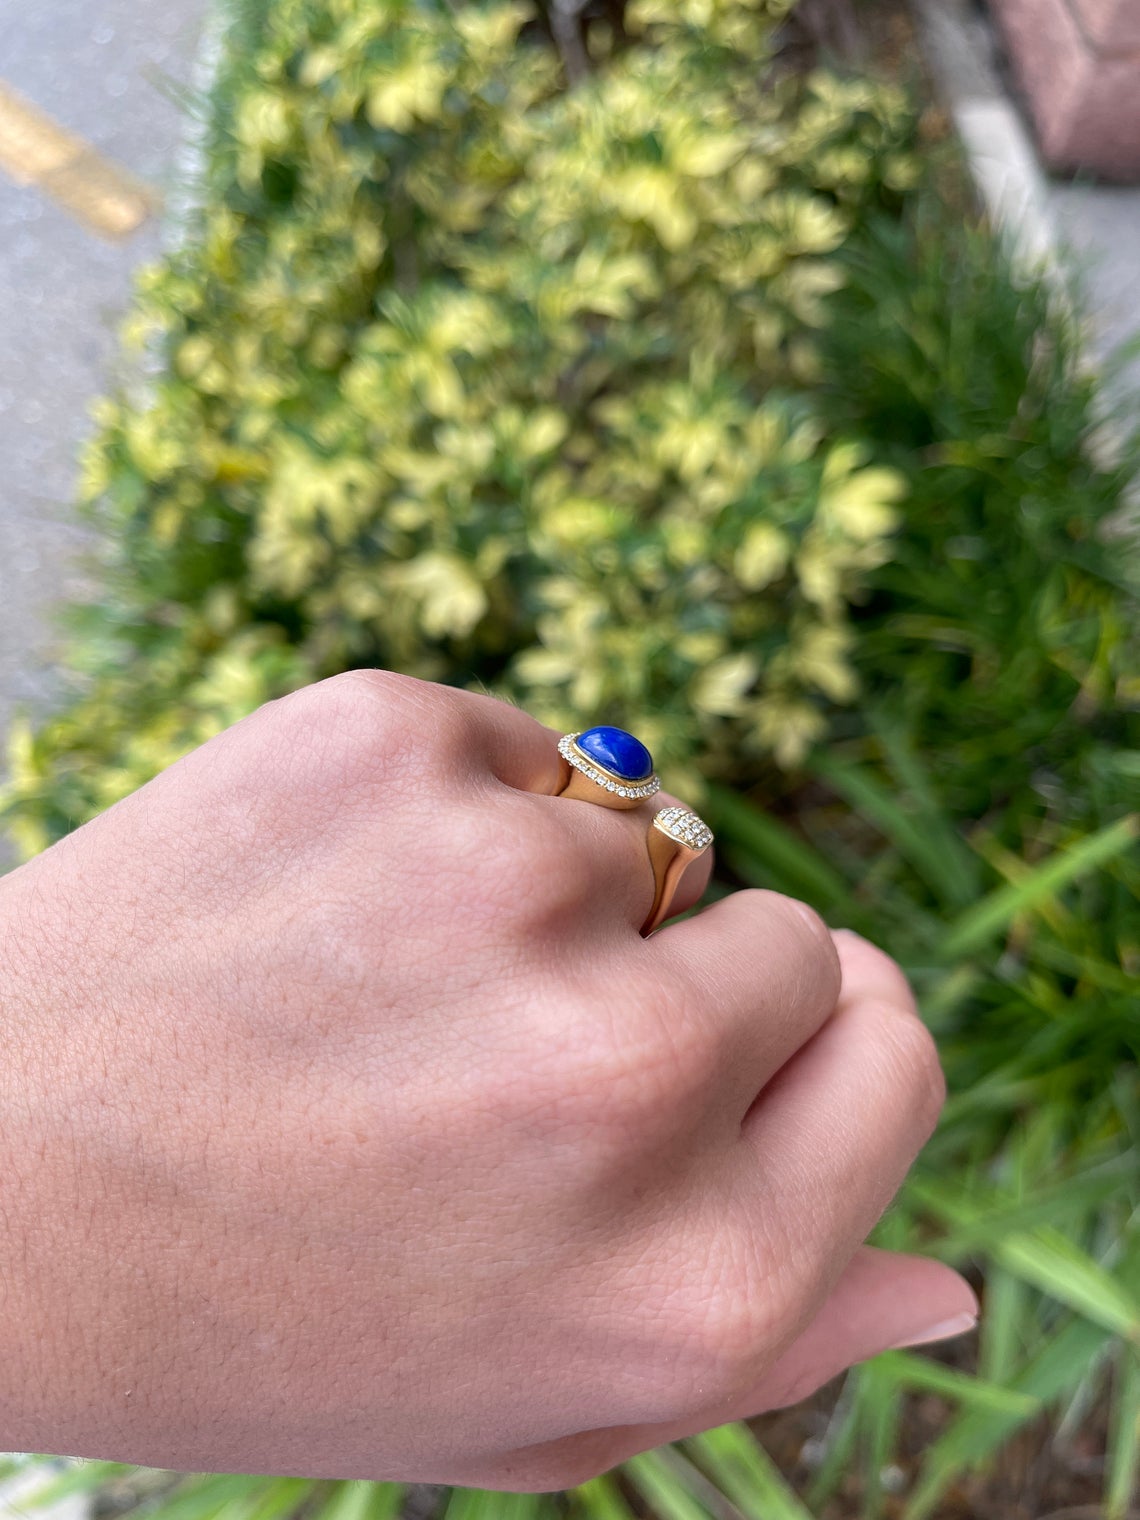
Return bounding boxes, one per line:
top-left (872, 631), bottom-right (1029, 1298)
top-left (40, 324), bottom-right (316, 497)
top-left (890, 1311), bottom-right (978, 1350)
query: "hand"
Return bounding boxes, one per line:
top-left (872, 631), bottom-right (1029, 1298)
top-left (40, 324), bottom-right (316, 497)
top-left (0, 671), bottom-right (975, 1489)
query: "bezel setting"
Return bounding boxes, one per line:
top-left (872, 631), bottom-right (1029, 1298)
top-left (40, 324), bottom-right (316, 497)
top-left (558, 732), bottom-right (661, 800)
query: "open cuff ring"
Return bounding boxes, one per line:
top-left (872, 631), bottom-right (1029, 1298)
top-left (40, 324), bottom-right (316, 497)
top-left (554, 726), bottom-right (713, 936)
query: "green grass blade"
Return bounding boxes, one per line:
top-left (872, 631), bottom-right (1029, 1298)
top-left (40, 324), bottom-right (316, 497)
top-left (874, 722), bottom-right (982, 904)
top-left (703, 784), bottom-right (854, 913)
top-left (621, 1449), bottom-right (721, 1520)
top-left (1107, 1348), bottom-right (1140, 1520)
top-left (863, 1363), bottom-right (901, 1520)
top-left (443, 1490), bottom-right (548, 1520)
top-left (12, 1462), bottom-right (135, 1508)
top-left (442, 1491), bottom-right (492, 1520)
top-left (977, 1266), bottom-right (1027, 1386)
top-left (319, 1483), bottom-right (406, 1520)
top-left (810, 750), bottom-right (977, 909)
top-left (995, 1227), bottom-right (1140, 1341)
top-left (569, 1473), bottom-right (638, 1520)
top-left (873, 1351), bottom-right (1039, 1416)
top-left (907, 1157), bottom-right (1137, 1256)
top-left (805, 1373), bottom-right (862, 1508)
top-left (684, 1423), bottom-right (814, 1520)
top-left (939, 815), bottom-right (1138, 958)
top-left (906, 1316), bottom-right (1114, 1519)
top-left (141, 1476), bottom-right (276, 1520)
top-left (244, 1479), bottom-right (317, 1520)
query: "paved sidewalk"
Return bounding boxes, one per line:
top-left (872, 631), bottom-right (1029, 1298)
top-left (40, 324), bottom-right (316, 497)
top-left (0, 0), bottom-right (210, 747)
top-left (916, 0), bottom-right (1140, 406)
top-left (1051, 180), bottom-right (1140, 387)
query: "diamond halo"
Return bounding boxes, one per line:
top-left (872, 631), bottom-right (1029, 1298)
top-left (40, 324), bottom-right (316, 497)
top-left (557, 732), bottom-right (661, 801)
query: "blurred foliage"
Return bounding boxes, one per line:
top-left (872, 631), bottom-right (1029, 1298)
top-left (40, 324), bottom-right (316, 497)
top-left (3, 0), bottom-right (1140, 1515)
top-left (4, 0), bottom-right (924, 848)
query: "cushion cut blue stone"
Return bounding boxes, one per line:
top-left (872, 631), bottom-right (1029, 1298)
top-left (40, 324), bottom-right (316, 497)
top-left (576, 725), bottom-right (653, 782)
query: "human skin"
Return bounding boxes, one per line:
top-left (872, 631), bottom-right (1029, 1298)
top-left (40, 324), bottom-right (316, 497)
top-left (0, 670), bottom-right (976, 1490)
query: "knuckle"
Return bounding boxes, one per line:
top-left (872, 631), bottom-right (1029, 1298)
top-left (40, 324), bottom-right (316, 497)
top-left (292, 668), bottom-right (401, 731)
top-left (754, 888), bottom-right (832, 948)
top-left (513, 979), bottom-right (724, 1180)
top-left (884, 1006), bottom-right (946, 1133)
top-left (259, 671), bottom-right (397, 781)
top-left (666, 1266), bottom-right (774, 1395)
top-left (282, 669), bottom-right (465, 776)
top-left (736, 890), bottom-right (841, 997)
top-left (571, 981), bottom-right (723, 1136)
top-left (243, 672), bottom-right (488, 841)
top-left (834, 929), bottom-right (916, 1009)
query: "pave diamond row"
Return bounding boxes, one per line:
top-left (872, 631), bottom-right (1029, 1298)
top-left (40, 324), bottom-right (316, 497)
top-left (652, 805), bottom-right (714, 851)
top-left (558, 733), bottom-right (661, 799)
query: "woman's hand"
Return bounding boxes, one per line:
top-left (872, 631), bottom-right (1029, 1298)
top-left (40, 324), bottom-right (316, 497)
top-left (0, 670), bottom-right (975, 1489)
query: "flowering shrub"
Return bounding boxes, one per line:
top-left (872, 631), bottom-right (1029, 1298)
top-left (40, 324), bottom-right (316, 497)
top-left (4, 0), bottom-right (922, 851)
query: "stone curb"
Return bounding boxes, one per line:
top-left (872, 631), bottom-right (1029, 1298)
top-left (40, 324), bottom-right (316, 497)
top-left (911, 0), bottom-right (1135, 480)
top-left (911, 0), bottom-right (1060, 276)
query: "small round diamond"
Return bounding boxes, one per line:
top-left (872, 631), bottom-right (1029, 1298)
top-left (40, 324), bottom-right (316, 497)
top-left (653, 806), bottom-right (713, 851)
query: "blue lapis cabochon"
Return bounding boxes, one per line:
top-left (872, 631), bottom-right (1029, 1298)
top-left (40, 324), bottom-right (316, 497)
top-left (576, 725), bottom-right (654, 782)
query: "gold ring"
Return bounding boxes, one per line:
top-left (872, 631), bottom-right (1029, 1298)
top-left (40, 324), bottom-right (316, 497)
top-left (554, 727), bottom-right (713, 936)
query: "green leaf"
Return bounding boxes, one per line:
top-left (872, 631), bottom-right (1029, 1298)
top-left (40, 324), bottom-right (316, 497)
top-left (684, 1423), bottom-right (814, 1520)
top-left (977, 1266), bottom-right (1028, 1386)
top-left (811, 746), bottom-right (977, 909)
top-left (805, 1376), bottom-right (861, 1509)
top-left (244, 1478), bottom-right (317, 1520)
top-left (907, 1156), bottom-right (1138, 1256)
top-left (938, 815), bottom-right (1139, 958)
top-left (568, 1474), bottom-right (638, 1520)
top-left (139, 1476), bottom-right (274, 1520)
top-left (906, 1316), bottom-right (1115, 1519)
top-left (995, 1227), bottom-right (1140, 1342)
top-left (622, 1449), bottom-right (720, 1520)
top-left (1107, 1347), bottom-right (1140, 1520)
top-left (443, 1492), bottom-right (549, 1520)
top-left (10, 1462), bottom-right (135, 1508)
top-left (319, 1483), bottom-right (405, 1520)
top-left (873, 1350), bottom-right (1039, 1416)
top-left (862, 1361), bottom-right (901, 1520)
top-left (704, 784), bottom-right (854, 914)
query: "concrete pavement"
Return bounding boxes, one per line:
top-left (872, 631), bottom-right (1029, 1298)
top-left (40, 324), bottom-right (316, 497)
top-left (915, 0), bottom-right (1140, 411)
top-left (0, 0), bottom-right (210, 744)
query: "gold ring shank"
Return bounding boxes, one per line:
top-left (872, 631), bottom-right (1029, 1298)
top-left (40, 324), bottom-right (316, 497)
top-left (551, 734), bottom-right (712, 937)
top-left (640, 812), bottom-right (712, 936)
top-left (554, 762), bottom-right (647, 810)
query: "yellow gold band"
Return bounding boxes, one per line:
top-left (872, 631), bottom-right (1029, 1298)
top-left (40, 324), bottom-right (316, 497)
top-left (553, 730), bottom-right (712, 936)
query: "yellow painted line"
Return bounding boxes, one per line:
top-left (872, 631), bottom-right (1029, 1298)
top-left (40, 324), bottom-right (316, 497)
top-left (0, 79), bottom-right (159, 239)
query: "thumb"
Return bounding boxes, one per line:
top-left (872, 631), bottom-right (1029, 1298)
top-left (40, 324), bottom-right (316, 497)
top-left (742, 1244), bottom-right (979, 1411)
top-left (453, 1247), bottom-right (977, 1491)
